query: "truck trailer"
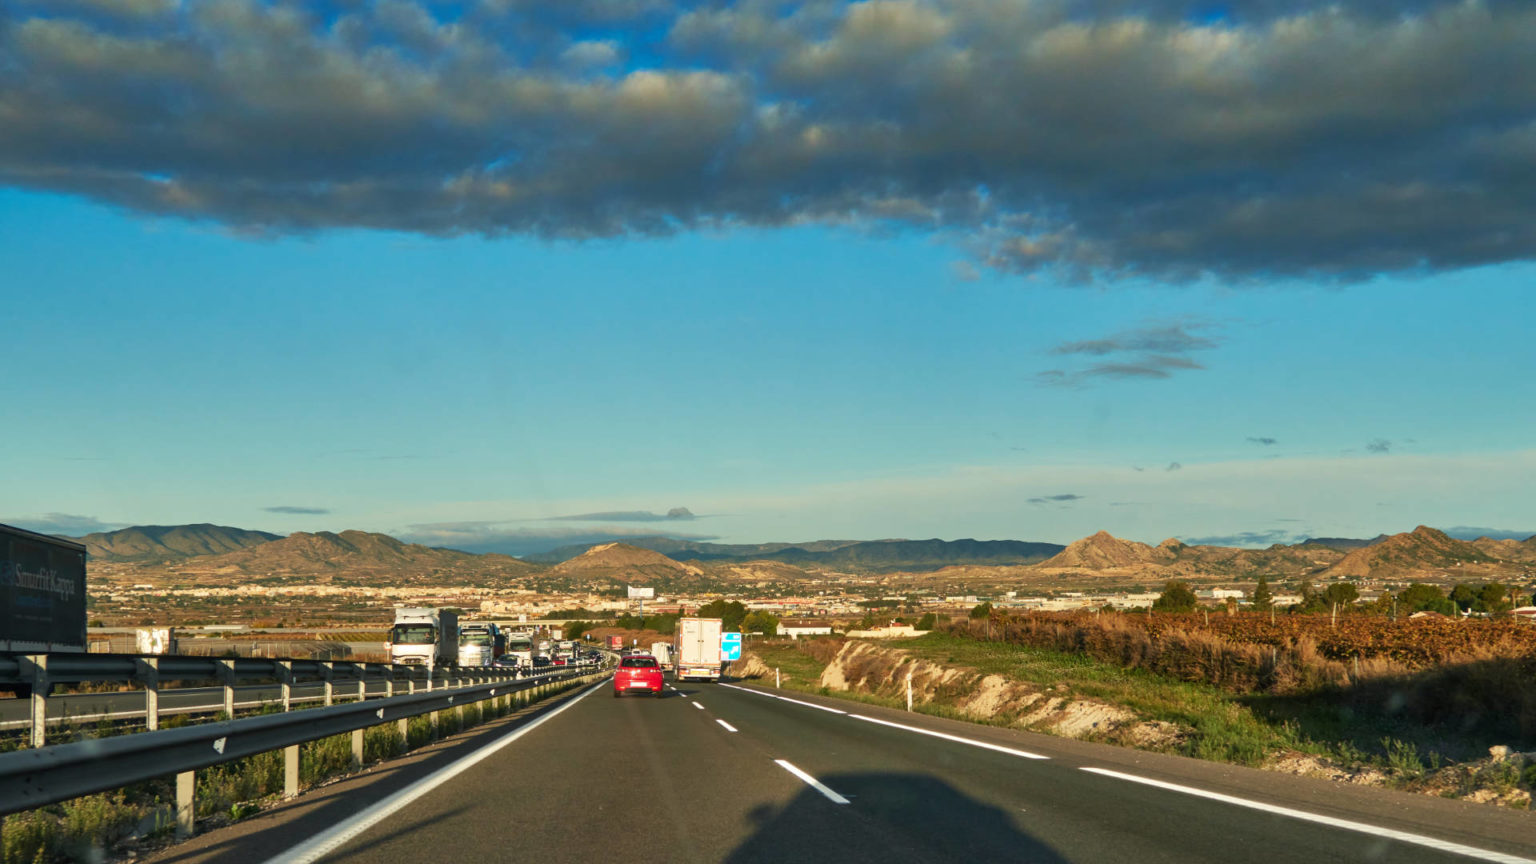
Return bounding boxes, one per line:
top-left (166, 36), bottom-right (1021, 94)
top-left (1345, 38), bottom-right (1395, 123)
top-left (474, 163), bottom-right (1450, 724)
top-left (674, 618), bottom-right (723, 682)
top-left (1, 523), bottom-right (88, 653)
top-left (387, 607), bottom-right (459, 667)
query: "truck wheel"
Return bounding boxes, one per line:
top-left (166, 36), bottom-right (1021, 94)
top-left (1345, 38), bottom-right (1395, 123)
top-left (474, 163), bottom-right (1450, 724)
top-left (612, 689), bottom-right (620, 698)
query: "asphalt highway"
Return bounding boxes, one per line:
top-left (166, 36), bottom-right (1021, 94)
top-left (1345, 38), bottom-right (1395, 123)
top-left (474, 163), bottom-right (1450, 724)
top-left (146, 676), bottom-right (1536, 864)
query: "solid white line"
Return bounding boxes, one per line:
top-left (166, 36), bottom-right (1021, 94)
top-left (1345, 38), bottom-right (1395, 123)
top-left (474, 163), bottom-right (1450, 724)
top-left (262, 681), bottom-right (604, 864)
top-left (775, 759), bottom-right (849, 804)
top-left (716, 718), bottom-right (738, 732)
top-left (849, 714), bottom-right (1049, 760)
top-left (719, 683), bottom-right (846, 714)
top-left (1079, 767), bottom-right (1536, 864)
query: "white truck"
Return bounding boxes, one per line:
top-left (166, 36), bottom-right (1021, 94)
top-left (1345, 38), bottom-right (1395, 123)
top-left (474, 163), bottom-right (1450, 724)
top-left (502, 631), bottom-right (538, 669)
top-left (650, 641), bottom-right (672, 665)
top-left (674, 618), bottom-right (723, 682)
top-left (388, 607), bottom-right (459, 667)
top-left (458, 621), bottom-right (502, 667)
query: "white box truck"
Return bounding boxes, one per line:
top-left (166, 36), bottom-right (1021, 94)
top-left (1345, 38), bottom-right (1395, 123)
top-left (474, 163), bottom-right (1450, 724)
top-left (674, 618), bottom-right (722, 682)
top-left (650, 641), bottom-right (672, 665)
top-left (388, 607), bottom-right (459, 667)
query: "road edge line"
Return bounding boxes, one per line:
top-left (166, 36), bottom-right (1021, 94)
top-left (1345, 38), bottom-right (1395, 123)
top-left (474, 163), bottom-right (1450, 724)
top-left (848, 714), bottom-right (1049, 760)
top-left (1079, 767), bottom-right (1536, 864)
top-left (262, 680), bottom-right (605, 864)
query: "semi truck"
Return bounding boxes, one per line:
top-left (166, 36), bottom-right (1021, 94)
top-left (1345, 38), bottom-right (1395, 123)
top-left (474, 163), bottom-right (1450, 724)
top-left (1, 523), bottom-right (88, 653)
top-left (502, 631), bottom-right (538, 669)
top-left (607, 635), bottom-right (624, 651)
top-left (457, 621), bottom-right (503, 667)
top-left (674, 618), bottom-right (723, 682)
top-left (650, 641), bottom-right (672, 665)
top-left (387, 607), bottom-right (459, 667)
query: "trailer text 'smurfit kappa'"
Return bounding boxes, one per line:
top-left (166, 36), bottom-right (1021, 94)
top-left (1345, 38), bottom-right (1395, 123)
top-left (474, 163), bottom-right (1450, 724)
top-left (1, 523), bottom-right (88, 653)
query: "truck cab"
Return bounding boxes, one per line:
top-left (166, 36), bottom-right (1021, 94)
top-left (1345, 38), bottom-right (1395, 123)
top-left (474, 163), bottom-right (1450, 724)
top-left (458, 622), bottom-right (501, 667)
top-left (388, 607), bottom-right (459, 667)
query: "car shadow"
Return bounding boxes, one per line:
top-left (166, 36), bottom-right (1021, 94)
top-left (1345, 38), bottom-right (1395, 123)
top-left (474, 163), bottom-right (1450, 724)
top-left (725, 772), bottom-right (1070, 864)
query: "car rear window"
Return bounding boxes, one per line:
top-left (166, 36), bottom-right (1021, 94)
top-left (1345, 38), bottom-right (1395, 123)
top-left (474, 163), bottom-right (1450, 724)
top-left (621, 657), bottom-right (659, 668)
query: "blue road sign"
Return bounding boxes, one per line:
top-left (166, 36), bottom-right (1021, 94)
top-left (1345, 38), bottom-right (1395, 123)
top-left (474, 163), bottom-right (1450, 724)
top-left (720, 631), bottom-right (742, 661)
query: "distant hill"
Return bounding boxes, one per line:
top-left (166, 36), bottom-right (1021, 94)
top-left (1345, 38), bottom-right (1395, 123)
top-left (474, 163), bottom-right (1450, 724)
top-left (530, 536), bottom-right (1063, 571)
top-left (1299, 535), bottom-right (1391, 551)
top-left (1033, 531), bottom-right (1343, 578)
top-left (76, 523), bottom-right (280, 561)
top-left (551, 542), bottom-right (703, 582)
top-left (525, 537), bottom-right (861, 564)
top-left (172, 529), bottom-right (540, 584)
top-left (1323, 526), bottom-right (1493, 579)
top-left (1039, 531), bottom-right (1164, 569)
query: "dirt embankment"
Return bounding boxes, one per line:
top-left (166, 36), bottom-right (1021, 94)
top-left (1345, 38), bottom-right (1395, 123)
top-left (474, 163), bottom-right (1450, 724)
top-left (763, 640), bottom-right (1184, 748)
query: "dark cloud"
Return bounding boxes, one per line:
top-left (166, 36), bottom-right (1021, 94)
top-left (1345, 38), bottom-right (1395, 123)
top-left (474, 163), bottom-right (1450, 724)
top-left (400, 521), bottom-right (715, 556)
top-left (546, 507), bottom-right (697, 522)
top-left (4, 2), bottom-right (1536, 280)
top-left (263, 505), bottom-right (331, 515)
top-left (1166, 461), bottom-right (1183, 471)
top-left (2, 513), bottom-right (124, 536)
top-left (1366, 438), bottom-right (1392, 453)
top-left (1183, 528), bottom-right (1301, 547)
top-left (1247, 437), bottom-right (1278, 446)
top-left (1027, 493), bottom-right (1084, 504)
top-left (1041, 322), bottom-right (1216, 385)
top-left (1053, 325), bottom-right (1216, 356)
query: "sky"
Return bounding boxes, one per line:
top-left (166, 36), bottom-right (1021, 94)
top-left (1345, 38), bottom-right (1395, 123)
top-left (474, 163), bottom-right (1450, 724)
top-left (2, 0), bottom-right (1534, 555)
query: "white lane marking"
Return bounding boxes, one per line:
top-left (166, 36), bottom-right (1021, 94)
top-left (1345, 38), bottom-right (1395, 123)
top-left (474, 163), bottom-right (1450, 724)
top-left (719, 683), bottom-right (846, 714)
top-left (262, 681), bottom-right (604, 864)
top-left (716, 719), bottom-right (738, 733)
top-left (1080, 768), bottom-right (1536, 864)
top-left (775, 759), bottom-right (849, 805)
top-left (693, 702), bottom-right (705, 710)
top-left (849, 714), bottom-right (1048, 761)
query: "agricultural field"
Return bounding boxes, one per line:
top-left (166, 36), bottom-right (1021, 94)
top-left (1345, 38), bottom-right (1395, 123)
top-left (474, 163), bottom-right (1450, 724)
top-left (1098, 612), bottom-right (1536, 667)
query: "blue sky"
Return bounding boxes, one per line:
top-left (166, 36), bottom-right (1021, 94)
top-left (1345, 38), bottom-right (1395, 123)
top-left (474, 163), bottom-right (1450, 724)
top-left (5, 187), bottom-right (1532, 552)
top-left (2, 1), bottom-right (1534, 553)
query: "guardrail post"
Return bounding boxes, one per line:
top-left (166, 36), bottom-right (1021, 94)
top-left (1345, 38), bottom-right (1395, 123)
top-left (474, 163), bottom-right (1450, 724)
top-left (176, 770), bottom-right (195, 838)
top-left (138, 657), bottom-right (161, 731)
top-left (322, 662), bottom-right (335, 706)
top-left (351, 728), bottom-right (365, 769)
top-left (278, 660), bottom-right (293, 712)
top-left (355, 664), bottom-right (367, 703)
top-left (218, 659), bottom-right (236, 719)
top-left (284, 744), bottom-right (300, 798)
top-left (23, 655), bottom-right (48, 748)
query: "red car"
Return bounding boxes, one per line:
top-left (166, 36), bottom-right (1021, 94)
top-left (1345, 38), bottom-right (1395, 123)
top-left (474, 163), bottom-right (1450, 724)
top-left (613, 654), bottom-right (664, 697)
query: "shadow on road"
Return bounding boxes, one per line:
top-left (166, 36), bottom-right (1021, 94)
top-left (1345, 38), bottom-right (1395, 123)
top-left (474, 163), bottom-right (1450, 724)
top-left (725, 772), bottom-right (1069, 864)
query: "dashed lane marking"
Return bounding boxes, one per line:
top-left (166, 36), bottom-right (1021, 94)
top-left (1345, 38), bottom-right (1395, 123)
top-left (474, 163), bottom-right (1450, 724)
top-left (775, 759), bottom-right (849, 805)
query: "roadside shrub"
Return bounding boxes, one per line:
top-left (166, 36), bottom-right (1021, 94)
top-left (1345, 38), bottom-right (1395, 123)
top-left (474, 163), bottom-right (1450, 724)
top-left (365, 726), bottom-right (406, 762)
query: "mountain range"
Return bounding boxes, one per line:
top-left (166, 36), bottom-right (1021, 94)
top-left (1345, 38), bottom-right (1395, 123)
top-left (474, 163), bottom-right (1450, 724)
top-left (63, 523), bottom-right (1536, 585)
top-left (528, 536), bottom-right (1065, 571)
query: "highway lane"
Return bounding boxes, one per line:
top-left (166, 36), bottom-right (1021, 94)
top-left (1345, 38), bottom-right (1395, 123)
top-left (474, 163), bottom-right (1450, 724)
top-left (202, 676), bottom-right (1530, 864)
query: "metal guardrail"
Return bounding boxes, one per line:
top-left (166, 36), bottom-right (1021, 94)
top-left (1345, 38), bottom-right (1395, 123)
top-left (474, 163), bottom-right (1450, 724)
top-left (0, 652), bottom-right (563, 747)
top-left (0, 655), bottom-right (611, 837)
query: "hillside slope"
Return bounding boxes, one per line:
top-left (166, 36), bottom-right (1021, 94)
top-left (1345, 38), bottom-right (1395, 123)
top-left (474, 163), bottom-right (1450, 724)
top-left (76, 523), bottom-right (280, 561)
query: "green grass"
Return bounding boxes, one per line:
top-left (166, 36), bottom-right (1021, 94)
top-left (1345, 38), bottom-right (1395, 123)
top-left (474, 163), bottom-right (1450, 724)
top-left (743, 634), bottom-right (1453, 771)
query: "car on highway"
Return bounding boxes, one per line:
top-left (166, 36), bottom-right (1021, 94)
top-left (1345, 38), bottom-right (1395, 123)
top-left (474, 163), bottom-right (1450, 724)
top-left (525, 656), bottom-right (553, 676)
top-left (613, 654), bottom-right (663, 697)
top-left (491, 655), bottom-right (521, 670)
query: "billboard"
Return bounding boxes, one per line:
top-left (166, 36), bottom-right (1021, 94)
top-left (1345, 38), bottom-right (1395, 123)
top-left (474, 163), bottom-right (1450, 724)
top-left (1, 524), bottom-right (88, 652)
top-left (627, 586), bottom-right (655, 599)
